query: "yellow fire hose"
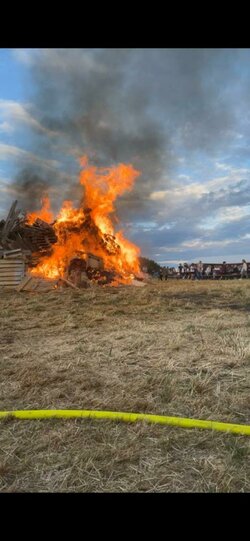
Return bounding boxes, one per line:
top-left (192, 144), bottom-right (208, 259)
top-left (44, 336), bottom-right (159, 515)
top-left (0, 409), bottom-right (249, 436)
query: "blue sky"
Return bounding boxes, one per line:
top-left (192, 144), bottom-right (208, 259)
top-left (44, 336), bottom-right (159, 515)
top-left (0, 49), bottom-right (26, 101)
top-left (0, 48), bottom-right (250, 265)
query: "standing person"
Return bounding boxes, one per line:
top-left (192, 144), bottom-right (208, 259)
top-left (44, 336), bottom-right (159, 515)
top-left (190, 264), bottom-right (195, 280)
top-left (205, 265), bottom-right (212, 278)
top-left (197, 260), bottom-right (203, 279)
top-left (221, 261), bottom-right (227, 278)
top-left (213, 265), bottom-right (220, 280)
top-left (240, 259), bottom-right (248, 279)
top-left (183, 263), bottom-right (188, 279)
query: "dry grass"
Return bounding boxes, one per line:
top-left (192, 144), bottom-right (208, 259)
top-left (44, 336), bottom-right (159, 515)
top-left (0, 279), bottom-right (249, 492)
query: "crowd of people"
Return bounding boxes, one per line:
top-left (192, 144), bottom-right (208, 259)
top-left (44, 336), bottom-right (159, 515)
top-left (159, 260), bottom-right (249, 280)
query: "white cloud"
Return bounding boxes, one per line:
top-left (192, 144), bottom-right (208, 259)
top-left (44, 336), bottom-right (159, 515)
top-left (12, 49), bottom-right (36, 65)
top-left (158, 259), bottom-right (185, 265)
top-left (0, 121), bottom-right (13, 134)
top-left (215, 162), bottom-right (231, 171)
top-left (217, 205), bottom-right (250, 223)
top-left (159, 246), bottom-right (183, 253)
top-left (150, 183), bottom-right (206, 203)
top-left (0, 99), bottom-right (58, 137)
top-left (150, 190), bottom-right (168, 201)
top-left (181, 238), bottom-right (239, 250)
top-left (160, 238), bottom-right (241, 254)
top-left (150, 166), bottom-right (250, 218)
top-left (178, 174), bottom-right (190, 180)
top-left (0, 177), bottom-right (18, 202)
top-left (13, 48), bottom-right (105, 74)
top-left (200, 205), bottom-right (250, 231)
top-left (0, 143), bottom-right (60, 170)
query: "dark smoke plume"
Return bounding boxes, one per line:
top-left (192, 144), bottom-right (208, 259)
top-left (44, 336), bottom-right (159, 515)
top-left (12, 49), bottom-right (239, 218)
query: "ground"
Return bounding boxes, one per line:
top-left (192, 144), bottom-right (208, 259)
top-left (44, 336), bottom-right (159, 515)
top-left (0, 279), bottom-right (249, 492)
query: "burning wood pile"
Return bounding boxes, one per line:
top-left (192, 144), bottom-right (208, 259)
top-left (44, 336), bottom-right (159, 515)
top-left (0, 202), bottom-right (123, 290)
top-left (0, 158), bottom-right (146, 291)
top-left (0, 200), bottom-right (57, 260)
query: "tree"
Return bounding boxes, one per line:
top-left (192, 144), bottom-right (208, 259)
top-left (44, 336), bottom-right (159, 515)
top-left (139, 256), bottom-right (162, 275)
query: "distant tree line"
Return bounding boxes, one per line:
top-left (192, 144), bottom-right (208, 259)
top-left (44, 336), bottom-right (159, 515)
top-left (139, 257), bottom-right (162, 275)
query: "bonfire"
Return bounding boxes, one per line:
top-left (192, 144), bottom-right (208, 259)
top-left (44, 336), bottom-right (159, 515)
top-left (1, 156), bottom-right (142, 288)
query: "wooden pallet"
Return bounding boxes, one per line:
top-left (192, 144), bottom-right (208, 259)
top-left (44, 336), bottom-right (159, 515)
top-left (0, 258), bottom-right (25, 288)
top-left (16, 275), bottom-right (57, 292)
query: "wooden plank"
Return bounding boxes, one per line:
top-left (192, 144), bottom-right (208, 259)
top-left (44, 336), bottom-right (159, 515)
top-left (16, 275), bottom-right (33, 292)
top-left (0, 273), bottom-right (23, 278)
top-left (1, 252), bottom-right (22, 261)
top-left (0, 268), bottom-right (25, 271)
top-left (0, 277), bottom-right (23, 282)
top-left (0, 258), bottom-right (24, 267)
top-left (38, 280), bottom-right (57, 289)
top-left (0, 269), bottom-right (24, 273)
top-left (3, 249), bottom-right (22, 256)
top-left (3, 254), bottom-right (23, 259)
top-left (0, 273), bottom-right (25, 277)
top-left (0, 282), bottom-right (22, 286)
top-left (4, 254), bottom-right (25, 259)
top-left (0, 263), bottom-right (25, 267)
top-left (0, 277), bottom-right (22, 281)
top-left (0, 279), bottom-right (21, 283)
top-left (0, 268), bottom-right (24, 273)
top-left (36, 282), bottom-right (55, 291)
top-left (0, 272), bottom-right (25, 276)
top-left (0, 264), bottom-right (25, 268)
top-left (0, 278), bottom-right (24, 282)
top-left (1, 201), bottom-right (21, 244)
top-left (0, 272), bottom-right (23, 276)
top-left (0, 267), bottom-right (25, 271)
top-left (4, 248), bottom-right (22, 252)
top-left (1, 201), bottom-right (18, 231)
top-left (59, 277), bottom-right (79, 290)
top-left (0, 260), bottom-right (25, 265)
top-left (0, 267), bottom-right (24, 275)
top-left (26, 280), bottom-right (40, 291)
top-left (0, 268), bottom-right (24, 272)
top-left (0, 261), bottom-right (24, 272)
top-left (3, 255), bottom-right (25, 259)
top-left (0, 278), bottom-right (24, 281)
top-left (20, 278), bottom-right (55, 292)
top-left (37, 288), bottom-right (54, 293)
top-left (0, 285), bottom-right (19, 289)
top-left (0, 267), bottom-right (24, 276)
top-left (17, 277), bottom-right (39, 291)
top-left (24, 280), bottom-right (39, 291)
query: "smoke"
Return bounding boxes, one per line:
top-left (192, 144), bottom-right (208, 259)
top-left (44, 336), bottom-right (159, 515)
top-left (13, 168), bottom-right (49, 209)
top-left (30, 49), bottom-right (169, 185)
top-left (12, 48), bottom-right (241, 217)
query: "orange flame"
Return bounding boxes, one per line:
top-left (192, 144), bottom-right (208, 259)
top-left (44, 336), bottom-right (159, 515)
top-left (26, 196), bottom-right (54, 225)
top-left (28, 157), bottom-right (141, 282)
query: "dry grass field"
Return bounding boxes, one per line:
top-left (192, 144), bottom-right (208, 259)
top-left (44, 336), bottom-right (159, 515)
top-left (0, 279), bottom-right (250, 492)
